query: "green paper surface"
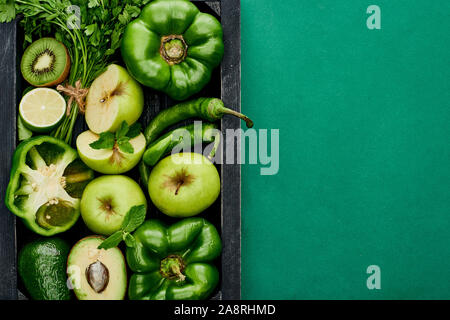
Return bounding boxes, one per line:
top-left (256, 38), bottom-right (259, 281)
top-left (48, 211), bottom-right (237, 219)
top-left (241, 0), bottom-right (450, 299)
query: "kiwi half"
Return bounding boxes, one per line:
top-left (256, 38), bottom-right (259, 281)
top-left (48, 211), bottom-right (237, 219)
top-left (21, 38), bottom-right (71, 87)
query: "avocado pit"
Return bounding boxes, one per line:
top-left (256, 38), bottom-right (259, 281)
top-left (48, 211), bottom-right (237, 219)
top-left (86, 260), bottom-right (110, 293)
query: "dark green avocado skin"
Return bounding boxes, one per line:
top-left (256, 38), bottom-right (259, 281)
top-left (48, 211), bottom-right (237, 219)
top-left (18, 238), bottom-right (71, 300)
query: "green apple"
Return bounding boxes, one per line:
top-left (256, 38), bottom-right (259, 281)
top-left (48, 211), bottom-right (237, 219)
top-left (148, 153), bottom-right (220, 218)
top-left (76, 130), bottom-right (146, 174)
top-left (80, 175), bottom-right (147, 235)
top-left (85, 64), bottom-right (144, 134)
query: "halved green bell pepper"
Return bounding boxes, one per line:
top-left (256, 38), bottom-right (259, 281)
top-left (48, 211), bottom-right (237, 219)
top-left (5, 136), bottom-right (94, 236)
top-left (121, 0), bottom-right (224, 101)
top-left (127, 218), bottom-right (222, 300)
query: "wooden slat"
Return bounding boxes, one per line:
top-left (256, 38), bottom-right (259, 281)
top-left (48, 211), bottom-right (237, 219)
top-left (0, 20), bottom-right (18, 300)
top-left (220, 0), bottom-right (242, 300)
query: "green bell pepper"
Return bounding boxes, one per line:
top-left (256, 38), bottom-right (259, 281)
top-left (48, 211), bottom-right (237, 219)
top-left (5, 136), bottom-right (94, 236)
top-left (121, 0), bottom-right (224, 101)
top-left (127, 218), bottom-right (222, 300)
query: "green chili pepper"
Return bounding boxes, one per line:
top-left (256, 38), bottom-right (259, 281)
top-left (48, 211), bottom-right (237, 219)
top-left (144, 98), bottom-right (253, 144)
top-left (139, 161), bottom-right (152, 189)
top-left (127, 218), bottom-right (222, 300)
top-left (143, 122), bottom-right (220, 166)
top-left (139, 97), bottom-right (253, 186)
top-left (121, 0), bottom-right (225, 100)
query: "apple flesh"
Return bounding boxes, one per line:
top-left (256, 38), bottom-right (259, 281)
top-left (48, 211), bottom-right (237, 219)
top-left (85, 64), bottom-right (144, 134)
top-left (80, 175), bottom-right (147, 235)
top-left (76, 130), bottom-right (146, 174)
top-left (148, 153), bottom-right (220, 218)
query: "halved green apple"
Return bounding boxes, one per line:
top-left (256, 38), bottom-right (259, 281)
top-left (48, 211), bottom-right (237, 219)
top-left (85, 64), bottom-right (144, 134)
top-left (76, 130), bottom-right (146, 174)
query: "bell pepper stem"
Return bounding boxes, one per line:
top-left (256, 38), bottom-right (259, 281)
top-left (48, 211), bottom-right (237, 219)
top-left (160, 35), bottom-right (188, 65)
top-left (160, 254), bottom-right (187, 282)
top-left (171, 264), bottom-right (186, 282)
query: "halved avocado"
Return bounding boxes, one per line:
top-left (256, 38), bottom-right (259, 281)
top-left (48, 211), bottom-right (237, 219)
top-left (67, 236), bottom-right (127, 300)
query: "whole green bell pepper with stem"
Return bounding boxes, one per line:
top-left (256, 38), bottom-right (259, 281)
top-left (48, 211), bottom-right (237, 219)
top-left (5, 136), bottom-right (94, 236)
top-left (121, 0), bottom-right (224, 100)
top-left (127, 218), bottom-right (222, 300)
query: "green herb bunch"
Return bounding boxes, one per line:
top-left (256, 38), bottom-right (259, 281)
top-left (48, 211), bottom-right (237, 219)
top-left (0, 0), bottom-right (151, 143)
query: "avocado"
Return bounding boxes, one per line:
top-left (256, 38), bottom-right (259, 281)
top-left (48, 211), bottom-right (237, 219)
top-left (18, 237), bottom-right (71, 300)
top-left (67, 236), bottom-right (127, 300)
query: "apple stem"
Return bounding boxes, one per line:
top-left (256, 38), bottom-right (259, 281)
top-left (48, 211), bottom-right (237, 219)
top-left (175, 181), bottom-right (183, 195)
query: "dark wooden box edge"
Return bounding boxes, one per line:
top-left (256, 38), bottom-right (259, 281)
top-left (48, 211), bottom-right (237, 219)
top-left (0, 0), bottom-right (241, 300)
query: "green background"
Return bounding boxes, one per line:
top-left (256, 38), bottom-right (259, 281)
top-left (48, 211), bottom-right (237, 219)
top-left (241, 0), bottom-right (450, 299)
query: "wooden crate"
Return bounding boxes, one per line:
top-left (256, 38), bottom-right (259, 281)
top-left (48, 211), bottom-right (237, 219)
top-left (0, 0), bottom-right (241, 300)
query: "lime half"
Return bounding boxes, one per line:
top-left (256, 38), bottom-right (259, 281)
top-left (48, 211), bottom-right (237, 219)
top-left (19, 88), bottom-right (66, 133)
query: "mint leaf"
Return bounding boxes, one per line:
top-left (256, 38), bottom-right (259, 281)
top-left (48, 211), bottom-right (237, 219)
top-left (116, 121), bottom-right (129, 139)
top-left (122, 205), bottom-right (146, 232)
top-left (117, 138), bottom-right (134, 154)
top-left (124, 233), bottom-right (136, 248)
top-left (89, 132), bottom-right (115, 150)
top-left (97, 231), bottom-right (123, 250)
top-left (97, 205), bottom-right (146, 250)
top-left (126, 122), bottom-right (141, 139)
top-left (89, 121), bottom-right (141, 153)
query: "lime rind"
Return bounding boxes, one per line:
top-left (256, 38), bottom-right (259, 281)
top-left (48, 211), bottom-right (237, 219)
top-left (19, 88), bottom-right (66, 133)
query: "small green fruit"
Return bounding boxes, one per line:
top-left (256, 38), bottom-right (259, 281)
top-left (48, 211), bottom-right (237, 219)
top-left (148, 153), bottom-right (220, 217)
top-left (80, 175), bottom-right (147, 235)
top-left (18, 238), bottom-right (71, 300)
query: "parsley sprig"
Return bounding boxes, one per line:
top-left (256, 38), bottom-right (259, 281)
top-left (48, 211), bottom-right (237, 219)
top-left (90, 121), bottom-right (141, 154)
top-left (98, 204), bottom-right (146, 250)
